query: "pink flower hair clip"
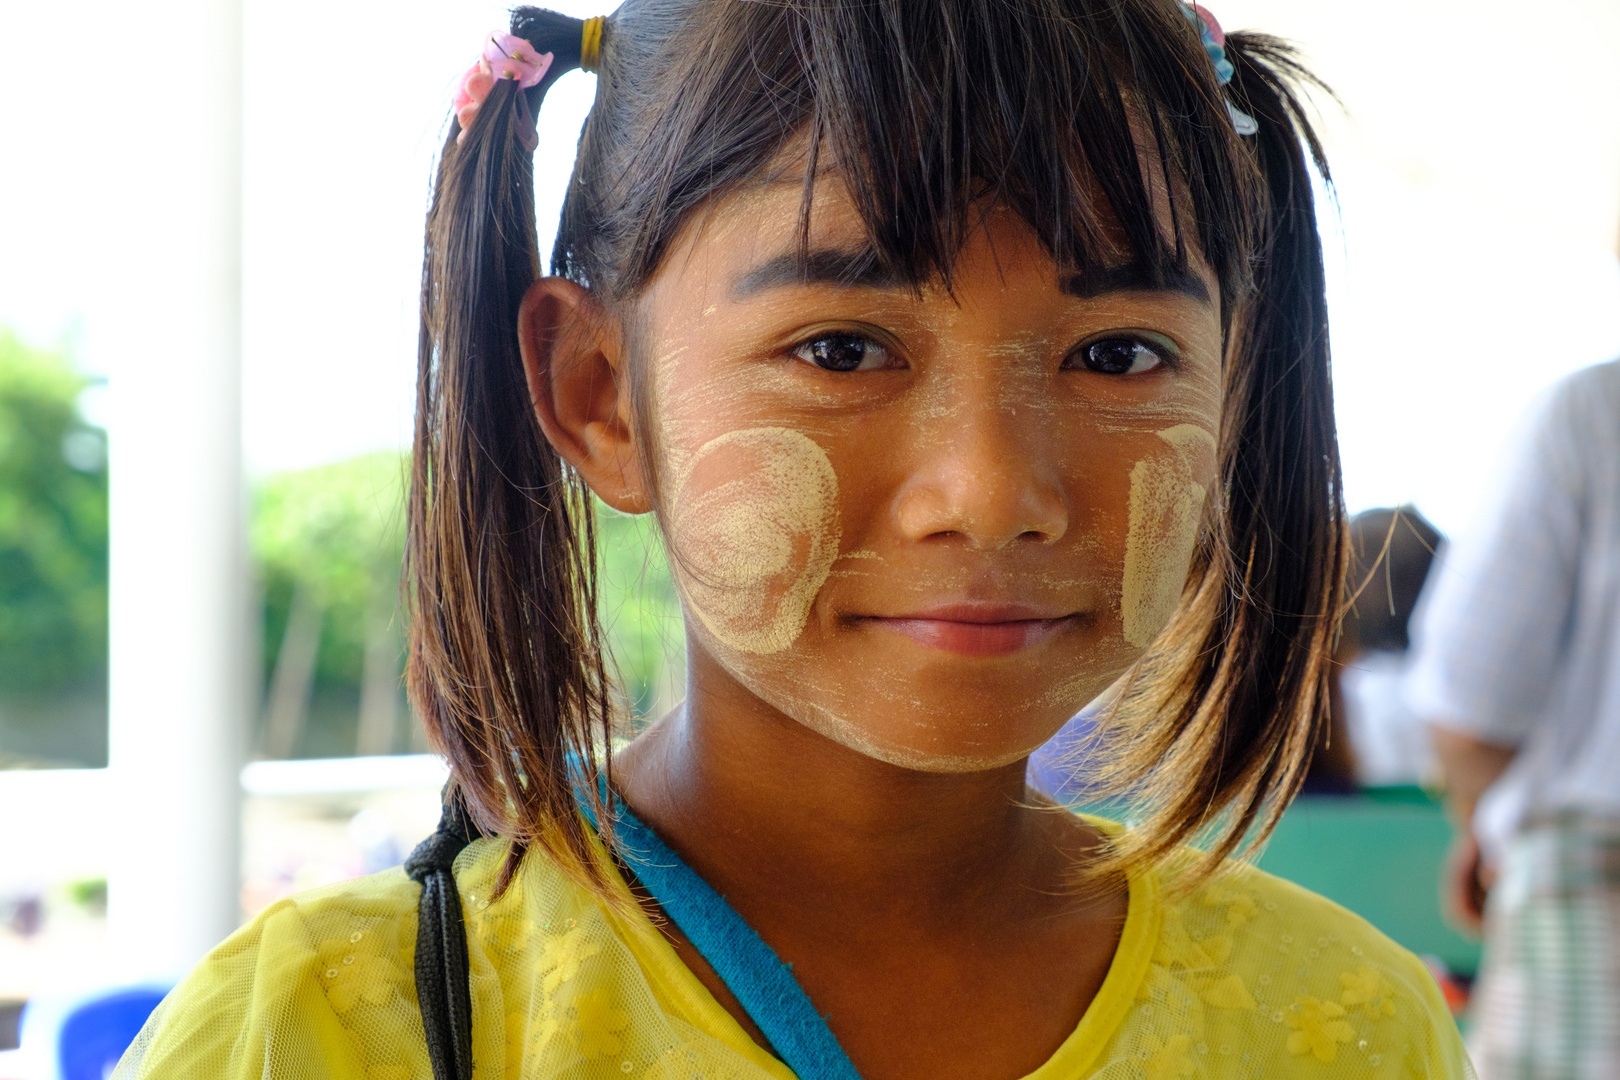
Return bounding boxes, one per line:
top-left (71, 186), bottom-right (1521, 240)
top-left (453, 33), bottom-right (554, 147)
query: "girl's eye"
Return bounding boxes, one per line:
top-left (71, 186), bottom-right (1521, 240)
top-left (793, 333), bottom-right (893, 372)
top-left (1068, 336), bottom-right (1168, 375)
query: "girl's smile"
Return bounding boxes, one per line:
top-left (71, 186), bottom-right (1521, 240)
top-left (855, 603), bottom-right (1085, 658)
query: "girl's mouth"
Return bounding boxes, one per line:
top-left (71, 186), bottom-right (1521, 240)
top-left (861, 603), bottom-right (1079, 657)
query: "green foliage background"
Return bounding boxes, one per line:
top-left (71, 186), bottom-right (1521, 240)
top-left (0, 332), bottom-right (108, 765)
top-left (255, 452), bottom-right (408, 689)
top-left (595, 506), bottom-right (684, 723)
top-left (0, 330), bottom-right (684, 764)
top-left (0, 332), bottom-right (107, 692)
top-left (254, 459), bottom-right (684, 754)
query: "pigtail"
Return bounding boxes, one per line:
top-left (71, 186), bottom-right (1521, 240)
top-left (409, 8), bottom-right (613, 894)
top-left (1094, 34), bottom-right (1347, 885)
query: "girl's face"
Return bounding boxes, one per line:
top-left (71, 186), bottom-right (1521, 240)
top-left (636, 181), bottom-right (1222, 772)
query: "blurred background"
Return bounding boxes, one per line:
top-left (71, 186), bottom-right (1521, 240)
top-left (0, 0), bottom-right (1617, 1067)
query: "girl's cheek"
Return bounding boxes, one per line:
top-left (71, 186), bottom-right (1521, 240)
top-left (665, 427), bottom-right (842, 655)
top-left (1120, 423), bottom-right (1216, 647)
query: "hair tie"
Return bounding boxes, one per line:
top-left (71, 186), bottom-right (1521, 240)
top-left (580, 16), bottom-right (605, 73)
top-left (1181, 3), bottom-right (1258, 136)
top-left (452, 33), bottom-right (554, 147)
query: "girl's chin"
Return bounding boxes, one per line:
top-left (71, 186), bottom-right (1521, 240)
top-left (804, 722), bottom-right (1046, 774)
top-left (695, 631), bottom-right (1119, 767)
top-left (766, 691), bottom-right (1080, 774)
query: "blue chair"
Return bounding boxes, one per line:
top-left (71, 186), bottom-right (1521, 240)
top-left (16, 985), bottom-right (169, 1080)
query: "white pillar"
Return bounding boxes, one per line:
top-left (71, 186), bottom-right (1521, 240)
top-left (106, 0), bottom-right (247, 983)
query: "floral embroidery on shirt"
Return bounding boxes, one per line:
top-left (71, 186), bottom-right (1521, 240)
top-left (1136, 962), bottom-right (1176, 1003)
top-left (1139, 1033), bottom-right (1197, 1079)
top-left (1284, 996), bottom-right (1356, 1063)
top-left (480, 907), bottom-right (538, 956)
top-left (1156, 907), bottom-right (1223, 970)
top-left (1200, 932), bottom-right (1234, 965)
top-left (1196, 974), bottom-right (1257, 1011)
top-left (316, 935), bottom-right (397, 1013)
top-left (571, 987), bottom-right (630, 1059)
top-left (1200, 884), bottom-right (1259, 928)
top-left (541, 924), bottom-right (603, 995)
top-left (1338, 965), bottom-right (1397, 1018)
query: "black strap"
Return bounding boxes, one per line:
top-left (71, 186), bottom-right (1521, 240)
top-left (405, 789), bottom-right (483, 1080)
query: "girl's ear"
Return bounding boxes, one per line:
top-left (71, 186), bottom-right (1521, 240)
top-left (518, 278), bottom-right (652, 514)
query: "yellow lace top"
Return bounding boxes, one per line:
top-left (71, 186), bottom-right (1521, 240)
top-left (114, 824), bottom-right (1472, 1079)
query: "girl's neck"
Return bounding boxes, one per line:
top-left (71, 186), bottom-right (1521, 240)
top-left (612, 646), bottom-right (1127, 1080)
top-left (612, 648), bottom-right (1085, 927)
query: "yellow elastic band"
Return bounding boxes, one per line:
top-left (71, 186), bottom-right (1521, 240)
top-left (580, 16), bottom-right (605, 73)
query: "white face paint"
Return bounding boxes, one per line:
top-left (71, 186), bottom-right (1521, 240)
top-left (1121, 424), bottom-right (1216, 647)
top-left (665, 427), bottom-right (842, 655)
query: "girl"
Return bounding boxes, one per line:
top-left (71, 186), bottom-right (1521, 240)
top-left (117, 1), bottom-right (1472, 1077)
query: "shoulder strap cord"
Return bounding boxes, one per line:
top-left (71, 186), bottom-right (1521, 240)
top-left (404, 788), bottom-right (484, 1080)
top-left (405, 782), bottom-right (862, 1080)
top-left (582, 792), bottom-right (864, 1080)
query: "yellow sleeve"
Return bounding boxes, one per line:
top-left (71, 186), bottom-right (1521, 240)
top-left (112, 869), bottom-right (431, 1080)
top-left (1232, 867), bottom-right (1475, 1079)
top-left (1103, 859), bottom-right (1475, 1079)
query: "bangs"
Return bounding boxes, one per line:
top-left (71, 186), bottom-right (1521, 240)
top-left (573, 0), bottom-right (1258, 310)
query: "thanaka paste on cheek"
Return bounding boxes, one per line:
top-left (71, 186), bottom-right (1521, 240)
top-left (667, 427), bottom-right (842, 654)
top-left (1121, 424), bottom-right (1216, 647)
top-left (637, 195), bottom-right (1224, 776)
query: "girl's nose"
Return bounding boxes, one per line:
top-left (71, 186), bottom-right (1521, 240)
top-left (891, 407), bottom-right (1070, 550)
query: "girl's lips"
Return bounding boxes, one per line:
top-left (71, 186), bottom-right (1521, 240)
top-left (864, 605), bottom-right (1077, 657)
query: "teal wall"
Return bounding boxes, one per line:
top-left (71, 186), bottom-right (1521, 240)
top-left (1257, 789), bottom-right (1481, 975)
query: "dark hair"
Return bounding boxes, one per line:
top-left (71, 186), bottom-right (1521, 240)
top-left (1342, 506), bottom-right (1443, 654)
top-left (409, 0), bottom-right (1346, 891)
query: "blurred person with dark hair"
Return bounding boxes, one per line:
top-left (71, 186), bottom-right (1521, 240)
top-left (1407, 360), bottom-right (1620, 1079)
top-left (1312, 506), bottom-right (1444, 791)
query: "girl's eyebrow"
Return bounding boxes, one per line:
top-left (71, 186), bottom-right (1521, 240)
top-left (1063, 263), bottom-right (1211, 305)
top-left (731, 247), bottom-right (900, 298)
top-left (731, 248), bottom-right (1212, 307)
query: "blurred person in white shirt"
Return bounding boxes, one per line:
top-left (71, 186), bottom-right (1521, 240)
top-left (1407, 359), bottom-right (1620, 1079)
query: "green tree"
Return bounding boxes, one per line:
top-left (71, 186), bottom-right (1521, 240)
top-left (595, 506), bottom-right (684, 723)
top-left (0, 331), bottom-right (109, 766)
top-left (254, 452), bottom-right (409, 757)
top-left (255, 452), bottom-right (407, 683)
top-left (252, 455), bottom-right (685, 757)
top-left (0, 329), bottom-right (685, 766)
